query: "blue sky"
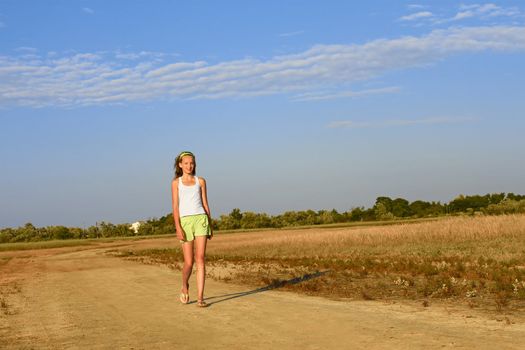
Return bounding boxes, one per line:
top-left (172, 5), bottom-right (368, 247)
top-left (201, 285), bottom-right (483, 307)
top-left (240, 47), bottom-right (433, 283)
top-left (1, 1), bottom-right (525, 228)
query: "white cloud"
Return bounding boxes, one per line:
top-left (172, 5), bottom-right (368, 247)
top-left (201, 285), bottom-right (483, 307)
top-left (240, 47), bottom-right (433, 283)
top-left (82, 7), bottom-right (95, 15)
top-left (451, 11), bottom-right (475, 21)
top-left (408, 4), bottom-right (426, 10)
top-left (292, 87), bottom-right (401, 101)
top-left (279, 30), bottom-right (305, 37)
top-left (401, 3), bottom-right (523, 26)
top-left (0, 21), bottom-right (5, 28)
top-left (477, 4), bottom-right (500, 12)
top-left (459, 4), bottom-right (481, 11)
top-left (327, 117), bottom-right (475, 129)
top-left (14, 47), bottom-right (38, 53)
top-left (115, 50), bottom-right (177, 61)
top-left (1, 25), bottom-right (525, 108)
top-left (447, 3), bottom-right (521, 22)
top-left (399, 11), bottom-right (433, 21)
top-left (115, 53), bottom-right (141, 60)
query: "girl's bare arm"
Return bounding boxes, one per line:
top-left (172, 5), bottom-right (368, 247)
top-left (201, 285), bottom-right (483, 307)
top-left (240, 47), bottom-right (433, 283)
top-left (199, 177), bottom-right (213, 236)
top-left (171, 179), bottom-right (184, 240)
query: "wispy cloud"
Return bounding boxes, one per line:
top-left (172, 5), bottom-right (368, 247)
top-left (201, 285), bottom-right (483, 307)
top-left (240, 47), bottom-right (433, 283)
top-left (14, 47), bottom-right (38, 53)
top-left (399, 11), bottom-right (433, 21)
top-left (408, 4), bottom-right (426, 10)
top-left (279, 30), bottom-right (304, 37)
top-left (0, 21), bottom-right (5, 28)
top-left (292, 87), bottom-right (401, 101)
top-left (448, 3), bottom-right (519, 22)
top-left (82, 7), bottom-right (95, 15)
top-left (1, 26), bottom-right (525, 108)
top-left (114, 50), bottom-right (175, 61)
top-left (327, 117), bottom-right (476, 129)
top-left (458, 3), bottom-right (520, 17)
top-left (400, 3), bottom-right (523, 25)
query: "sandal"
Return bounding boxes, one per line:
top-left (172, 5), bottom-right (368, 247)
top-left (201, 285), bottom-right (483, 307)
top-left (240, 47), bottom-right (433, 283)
top-left (179, 290), bottom-right (189, 304)
top-left (196, 300), bottom-right (208, 308)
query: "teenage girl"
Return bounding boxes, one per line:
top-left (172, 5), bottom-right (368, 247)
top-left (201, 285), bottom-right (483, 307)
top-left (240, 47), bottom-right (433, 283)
top-left (171, 151), bottom-right (213, 307)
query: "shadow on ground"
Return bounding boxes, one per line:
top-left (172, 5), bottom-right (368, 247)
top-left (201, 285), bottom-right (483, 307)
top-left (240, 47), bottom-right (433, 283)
top-left (200, 270), bottom-right (330, 306)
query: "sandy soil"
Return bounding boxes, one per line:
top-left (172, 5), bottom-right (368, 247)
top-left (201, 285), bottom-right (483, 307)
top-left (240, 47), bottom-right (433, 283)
top-left (1, 237), bottom-right (524, 349)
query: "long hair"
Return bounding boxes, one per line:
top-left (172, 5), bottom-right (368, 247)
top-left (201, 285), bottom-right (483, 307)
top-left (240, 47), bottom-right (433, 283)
top-left (174, 151), bottom-right (196, 179)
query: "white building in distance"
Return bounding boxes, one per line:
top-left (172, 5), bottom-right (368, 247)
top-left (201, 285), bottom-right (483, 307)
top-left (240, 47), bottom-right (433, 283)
top-left (130, 221), bottom-right (142, 234)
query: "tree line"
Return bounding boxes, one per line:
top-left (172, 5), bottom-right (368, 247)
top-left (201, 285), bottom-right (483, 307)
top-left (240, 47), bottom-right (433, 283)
top-left (2, 192), bottom-right (525, 243)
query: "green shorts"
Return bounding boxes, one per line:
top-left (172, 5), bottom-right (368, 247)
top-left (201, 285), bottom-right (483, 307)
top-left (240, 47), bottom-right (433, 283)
top-left (180, 214), bottom-right (211, 242)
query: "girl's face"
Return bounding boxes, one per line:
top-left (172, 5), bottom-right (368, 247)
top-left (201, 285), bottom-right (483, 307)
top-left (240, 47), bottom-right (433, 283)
top-left (179, 155), bottom-right (195, 174)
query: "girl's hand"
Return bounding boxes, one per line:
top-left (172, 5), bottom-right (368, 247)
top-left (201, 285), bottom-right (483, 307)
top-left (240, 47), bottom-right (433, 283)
top-left (176, 228), bottom-right (185, 241)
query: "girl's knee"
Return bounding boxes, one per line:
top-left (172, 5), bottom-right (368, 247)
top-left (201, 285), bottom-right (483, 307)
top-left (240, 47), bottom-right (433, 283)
top-left (195, 256), bottom-right (205, 267)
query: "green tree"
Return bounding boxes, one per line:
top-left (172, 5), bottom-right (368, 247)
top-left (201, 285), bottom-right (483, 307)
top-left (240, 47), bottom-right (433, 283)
top-left (374, 202), bottom-right (395, 221)
top-left (409, 200), bottom-right (431, 217)
top-left (318, 210), bottom-right (334, 224)
top-left (449, 194), bottom-right (491, 213)
top-left (507, 193), bottom-right (525, 201)
top-left (348, 207), bottom-right (365, 221)
top-left (48, 226), bottom-right (72, 240)
top-left (0, 228), bottom-right (15, 243)
top-left (391, 198), bottom-right (411, 217)
top-left (375, 197), bottom-right (393, 212)
top-left (489, 193), bottom-right (506, 205)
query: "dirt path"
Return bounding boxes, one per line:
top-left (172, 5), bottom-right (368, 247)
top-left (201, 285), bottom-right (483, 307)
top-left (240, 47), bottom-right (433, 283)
top-left (1, 238), bottom-right (524, 349)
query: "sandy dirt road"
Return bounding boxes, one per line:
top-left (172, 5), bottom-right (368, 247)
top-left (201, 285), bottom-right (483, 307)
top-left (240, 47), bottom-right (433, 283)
top-left (1, 238), bottom-right (524, 349)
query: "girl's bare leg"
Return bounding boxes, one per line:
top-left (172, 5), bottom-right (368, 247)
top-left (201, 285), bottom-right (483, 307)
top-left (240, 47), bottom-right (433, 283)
top-left (181, 241), bottom-right (194, 295)
top-left (195, 236), bottom-right (208, 301)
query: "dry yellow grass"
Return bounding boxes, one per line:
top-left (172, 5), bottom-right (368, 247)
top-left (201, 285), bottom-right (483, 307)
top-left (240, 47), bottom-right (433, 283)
top-left (206, 214), bottom-right (525, 259)
top-left (119, 214), bottom-right (525, 311)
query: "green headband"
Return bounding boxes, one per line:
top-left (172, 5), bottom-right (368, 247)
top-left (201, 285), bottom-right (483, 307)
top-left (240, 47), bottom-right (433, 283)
top-left (178, 151), bottom-right (194, 159)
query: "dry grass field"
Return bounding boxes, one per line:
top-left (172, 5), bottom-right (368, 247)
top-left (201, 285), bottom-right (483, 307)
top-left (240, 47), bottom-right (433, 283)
top-left (121, 214), bottom-right (525, 312)
top-left (2, 217), bottom-right (525, 349)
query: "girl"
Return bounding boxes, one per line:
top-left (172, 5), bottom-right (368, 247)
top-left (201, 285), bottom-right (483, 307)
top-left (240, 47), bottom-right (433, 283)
top-left (171, 151), bottom-right (213, 307)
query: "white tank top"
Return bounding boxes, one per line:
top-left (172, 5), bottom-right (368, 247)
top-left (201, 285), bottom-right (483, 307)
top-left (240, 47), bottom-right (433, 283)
top-left (178, 176), bottom-right (206, 217)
